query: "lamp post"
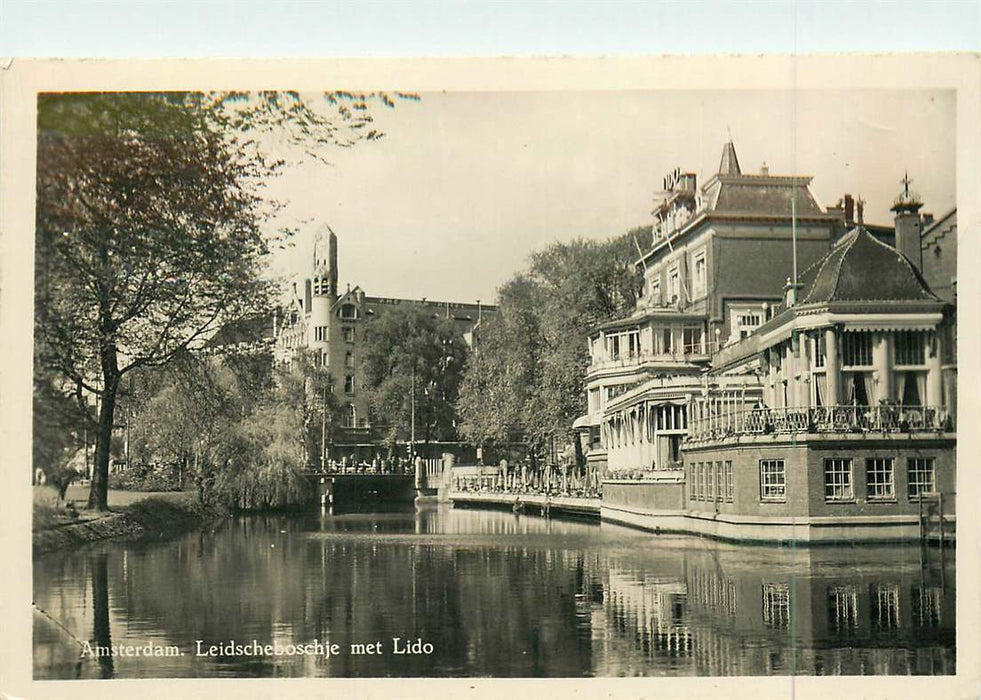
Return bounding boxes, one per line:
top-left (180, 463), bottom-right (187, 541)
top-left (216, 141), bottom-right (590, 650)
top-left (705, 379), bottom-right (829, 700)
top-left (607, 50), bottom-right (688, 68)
top-left (410, 364), bottom-right (416, 459)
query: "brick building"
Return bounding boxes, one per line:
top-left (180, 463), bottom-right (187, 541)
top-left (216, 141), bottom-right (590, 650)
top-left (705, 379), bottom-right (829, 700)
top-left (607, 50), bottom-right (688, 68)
top-left (274, 227), bottom-right (493, 458)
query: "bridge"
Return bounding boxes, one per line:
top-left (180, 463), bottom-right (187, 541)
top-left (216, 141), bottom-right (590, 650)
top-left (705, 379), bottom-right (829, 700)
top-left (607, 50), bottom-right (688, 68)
top-left (306, 458), bottom-right (449, 507)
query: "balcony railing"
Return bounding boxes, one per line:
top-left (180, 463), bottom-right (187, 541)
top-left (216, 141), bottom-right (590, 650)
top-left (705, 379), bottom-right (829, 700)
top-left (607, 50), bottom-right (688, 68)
top-left (590, 348), bottom-right (712, 372)
top-left (687, 405), bottom-right (954, 442)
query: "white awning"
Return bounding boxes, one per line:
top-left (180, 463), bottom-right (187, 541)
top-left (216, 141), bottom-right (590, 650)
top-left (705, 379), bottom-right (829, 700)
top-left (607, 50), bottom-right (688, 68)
top-left (572, 413), bottom-right (602, 429)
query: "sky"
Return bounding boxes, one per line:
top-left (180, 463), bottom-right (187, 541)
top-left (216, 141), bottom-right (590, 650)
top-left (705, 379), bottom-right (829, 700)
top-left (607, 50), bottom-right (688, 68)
top-left (264, 89), bottom-right (956, 305)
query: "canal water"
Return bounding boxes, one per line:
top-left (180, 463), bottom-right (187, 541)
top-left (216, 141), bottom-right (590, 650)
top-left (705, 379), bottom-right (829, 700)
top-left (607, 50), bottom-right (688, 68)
top-left (33, 505), bottom-right (955, 679)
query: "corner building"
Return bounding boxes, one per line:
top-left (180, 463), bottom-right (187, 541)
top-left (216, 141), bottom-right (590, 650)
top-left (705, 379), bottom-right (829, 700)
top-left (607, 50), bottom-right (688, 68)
top-left (274, 226), bottom-right (493, 459)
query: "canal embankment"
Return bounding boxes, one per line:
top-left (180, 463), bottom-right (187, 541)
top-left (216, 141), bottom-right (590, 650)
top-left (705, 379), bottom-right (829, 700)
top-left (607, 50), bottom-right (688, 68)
top-left (33, 486), bottom-right (224, 556)
top-left (450, 491), bottom-right (601, 519)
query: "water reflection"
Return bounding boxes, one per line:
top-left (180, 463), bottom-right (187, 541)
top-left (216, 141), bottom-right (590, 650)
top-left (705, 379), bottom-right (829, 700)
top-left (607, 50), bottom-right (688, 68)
top-left (33, 506), bottom-right (955, 678)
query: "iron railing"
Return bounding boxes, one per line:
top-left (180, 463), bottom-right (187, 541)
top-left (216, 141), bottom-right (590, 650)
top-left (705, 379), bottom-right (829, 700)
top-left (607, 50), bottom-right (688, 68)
top-left (687, 405), bottom-right (954, 442)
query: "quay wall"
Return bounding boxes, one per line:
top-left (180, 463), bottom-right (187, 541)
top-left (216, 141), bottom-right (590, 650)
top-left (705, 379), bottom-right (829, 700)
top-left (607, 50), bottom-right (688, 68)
top-left (450, 492), bottom-right (601, 518)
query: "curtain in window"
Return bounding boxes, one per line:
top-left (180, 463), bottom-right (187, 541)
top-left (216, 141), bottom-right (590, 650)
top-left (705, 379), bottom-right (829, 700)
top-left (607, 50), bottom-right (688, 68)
top-left (861, 372), bottom-right (874, 407)
top-left (894, 371), bottom-right (907, 405)
top-left (842, 373), bottom-right (856, 405)
top-left (815, 373), bottom-right (827, 407)
top-left (916, 372), bottom-right (927, 407)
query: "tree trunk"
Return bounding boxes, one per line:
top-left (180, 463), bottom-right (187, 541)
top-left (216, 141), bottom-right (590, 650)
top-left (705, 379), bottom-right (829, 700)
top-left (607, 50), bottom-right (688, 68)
top-left (88, 340), bottom-right (120, 512)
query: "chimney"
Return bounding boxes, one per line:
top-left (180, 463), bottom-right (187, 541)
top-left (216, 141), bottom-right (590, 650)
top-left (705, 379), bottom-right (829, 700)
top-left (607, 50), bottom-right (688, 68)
top-left (891, 172), bottom-right (924, 271)
top-left (783, 277), bottom-right (803, 308)
top-left (304, 279), bottom-right (312, 312)
top-left (923, 212), bottom-right (934, 226)
top-left (856, 197), bottom-right (865, 224)
top-left (760, 162), bottom-right (769, 175)
top-left (843, 194), bottom-right (854, 224)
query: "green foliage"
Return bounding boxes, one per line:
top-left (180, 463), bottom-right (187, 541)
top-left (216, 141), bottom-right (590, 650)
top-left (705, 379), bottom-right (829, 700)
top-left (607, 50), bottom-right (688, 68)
top-left (360, 305), bottom-right (469, 446)
top-left (109, 462), bottom-right (183, 492)
top-left (457, 229), bottom-right (648, 458)
top-left (34, 91), bottom-right (410, 510)
top-left (207, 399), bottom-right (309, 510)
top-left (32, 371), bottom-right (90, 481)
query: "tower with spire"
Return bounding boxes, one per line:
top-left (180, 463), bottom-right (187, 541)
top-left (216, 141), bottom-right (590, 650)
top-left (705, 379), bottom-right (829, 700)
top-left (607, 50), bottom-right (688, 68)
top-left (891, 172), bottom-right (924, 272)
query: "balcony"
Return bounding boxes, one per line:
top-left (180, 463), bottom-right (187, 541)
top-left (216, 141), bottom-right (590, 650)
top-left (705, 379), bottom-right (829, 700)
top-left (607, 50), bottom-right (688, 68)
top-left (589, 349), bottom-right (712, 373)
top-left (686, 405), bottom-right (955, 443)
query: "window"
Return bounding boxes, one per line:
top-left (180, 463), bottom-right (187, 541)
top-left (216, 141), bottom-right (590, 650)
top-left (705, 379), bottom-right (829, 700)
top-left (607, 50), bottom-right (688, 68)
top-left (907, 457), bottom-right (936, 499)
top-left (683, 325), bottom-right (704, 354)
top-left (343, 404), bottom-right (357, 428)
top-left (896, 370), bottom-right (926, 406)
top-left (842, 332), bottom-right (873, 367)
top-left (894, 330), bottom-right (926, 366)
top-left (824, 458), bottom-right (853, 501)
top-left (759, 459), bottom-right (786, 501)
top-left (340, 304), bottom-right (358, 320)
top-left (762, 583), bottom-right (791, 629)
top-left (588, 388), bottom-right (600, 413)
top-left (344, 375), bottom-right (355, 394)
top-left (314, 326), bottom-right (328, 342)
top-left (866, 458), bottom-right (895, 501)
top-left (692, 250), bottom-right (707, 298)
top-left (589, 426), bottom-right (601, 449)
top-left (605, 384), bottom-right (628, 401)
top-left (343, 327), bottom-right (355, 343)
top-left (730, 305), bottom-right (764, 340)
top-left (650, 279), bottom-right (661, 305)
top-left (812, 334), bottom-right (826, 368)
top-left (828, 585), bottom-right (859, 635)
top-left (668, 267), bottom-right (681, 303)
top-left (871, 584), bottom-right (900, 630)
top-left (654, 326), bottom-right (674, 355)
top-left (344, 351), bottom-right (355, 368)
top-left (911, 585), bottom-right (943, 628)
top-left (724, 461), bottom-right (733, 502)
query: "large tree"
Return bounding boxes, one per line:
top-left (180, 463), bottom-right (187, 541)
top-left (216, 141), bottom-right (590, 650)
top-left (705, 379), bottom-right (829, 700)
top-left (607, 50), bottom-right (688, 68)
top-left (35, 91), bottom-right (405, 510)
top-left (456, 228), bottom-right (648, 465)
top-left (360, 305), bottom-right (469, 449)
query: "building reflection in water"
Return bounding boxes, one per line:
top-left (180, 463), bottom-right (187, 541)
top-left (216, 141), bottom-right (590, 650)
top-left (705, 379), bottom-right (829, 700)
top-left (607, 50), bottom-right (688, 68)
top-left (33, 508), bottom-right (954, 678)
top-left (597, 542), bottom-right (954, 676)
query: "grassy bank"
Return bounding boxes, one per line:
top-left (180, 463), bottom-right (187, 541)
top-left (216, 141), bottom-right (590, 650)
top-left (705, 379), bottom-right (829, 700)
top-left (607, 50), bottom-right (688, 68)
top-left (33, 486), bottom-right (224, 556)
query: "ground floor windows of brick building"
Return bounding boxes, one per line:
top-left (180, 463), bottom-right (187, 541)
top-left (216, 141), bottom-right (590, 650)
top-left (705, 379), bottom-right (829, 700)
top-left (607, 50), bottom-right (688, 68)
top-left (759, 460), bottom-right (786, 502)
top-left (866, 458), bottom-right (896, 501)
top-left (907, 457), bottom-right (937, 499)
top-left (824, 458), bottom-right (854, 502)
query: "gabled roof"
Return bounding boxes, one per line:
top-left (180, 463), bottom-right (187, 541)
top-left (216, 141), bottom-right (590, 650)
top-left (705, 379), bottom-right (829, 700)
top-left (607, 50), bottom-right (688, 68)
top-left (921, 208), bottom-right (957, 246)
top-left (799, 225), bottom-right (942, 305)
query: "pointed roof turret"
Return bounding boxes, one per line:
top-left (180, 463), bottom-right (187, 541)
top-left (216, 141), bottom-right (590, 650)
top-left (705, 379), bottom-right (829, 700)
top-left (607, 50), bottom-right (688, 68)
top-left (718, 140), bottom-right (741, 176)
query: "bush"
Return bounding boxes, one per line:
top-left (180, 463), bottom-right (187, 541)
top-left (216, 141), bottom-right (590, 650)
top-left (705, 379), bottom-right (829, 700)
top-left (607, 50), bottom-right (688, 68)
top-left (109, 461), bottom-right (183, 491)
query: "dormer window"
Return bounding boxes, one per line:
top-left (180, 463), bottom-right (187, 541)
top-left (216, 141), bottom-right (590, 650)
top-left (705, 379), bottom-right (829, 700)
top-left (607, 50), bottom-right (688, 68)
top-left (340, 304), bottom-right (358, 320)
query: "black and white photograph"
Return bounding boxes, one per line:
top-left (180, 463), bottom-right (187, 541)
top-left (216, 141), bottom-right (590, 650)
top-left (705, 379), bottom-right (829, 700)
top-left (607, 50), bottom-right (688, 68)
top-left (1, 52), bottom-right (978, 698)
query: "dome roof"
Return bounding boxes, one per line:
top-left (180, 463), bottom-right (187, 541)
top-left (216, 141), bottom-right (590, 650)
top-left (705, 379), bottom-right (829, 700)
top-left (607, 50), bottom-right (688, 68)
top-left (800, 226), bottom-right (942, 305)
